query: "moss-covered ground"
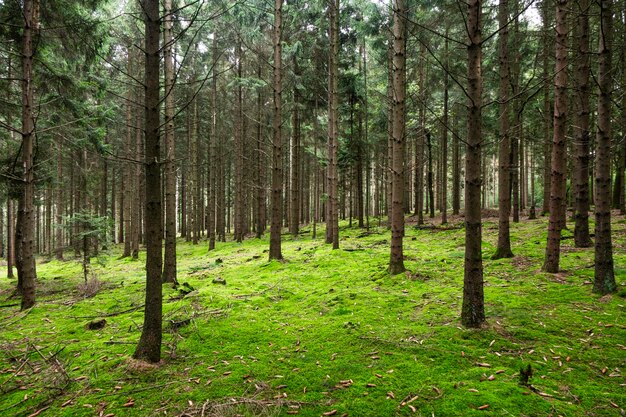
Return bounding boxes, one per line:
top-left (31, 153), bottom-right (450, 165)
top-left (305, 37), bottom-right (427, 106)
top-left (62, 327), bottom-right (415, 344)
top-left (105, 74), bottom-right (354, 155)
top-left (1, 215), bottom-right (625, 416)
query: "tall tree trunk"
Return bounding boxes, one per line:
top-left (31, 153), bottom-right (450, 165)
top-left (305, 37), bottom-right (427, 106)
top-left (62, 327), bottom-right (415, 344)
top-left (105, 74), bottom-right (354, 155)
top-left (327, 0), bottom-right (340, 248)
top-left (573, 0), bottom-right (592, 247)
top-left (132, 107), bottom-right (142, 259)
top-left (255, 53), bottom-right (266, 239)
top-left (543, 0), bottom-right (568, 273)
top-left (593, 0), bottom-right (616, 294)
top-left (234, 40), bottom-right (245, 243)
top-left (290, 55), bottom-right (301, 237)
top-left (510, 7), bottom-right (521, 224)
top-left (269, 0), bottom-right (284, 260)
top-left (18, 0), bottom-right (38, 310)
top-left (541, 0), bottom-right (552, 215)
top-left (123, 91), bottom-right (133, 258)
top-left (134, 0), bottom-right (163, 363)
top-left (162, 0), bottom-right (177, 283)
top-left (389, 0), bottom-right (406, 275)
top-left (441, 31), bottom-right (449, 225)
top-left (494, 0), bottom-right (513, 259)
top-left (7, 199), bottom-right (15, 278)
top-left (452, 105), bottom-right (461, 215)
top-left (54, 142), bottom-right (64, 260)
top-left (193, 94), bottom-right (201, 244)
top-left (426, 131), bottom-right (435, 218)
top-left (461, 0), bottom-right (485, 328)
top-left (208, 36), bottom-right (218, 249)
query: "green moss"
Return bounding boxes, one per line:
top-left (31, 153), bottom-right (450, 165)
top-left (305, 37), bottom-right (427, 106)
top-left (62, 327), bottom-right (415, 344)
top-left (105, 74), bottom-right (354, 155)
top-left (1, 219), bottom-right (625, 416)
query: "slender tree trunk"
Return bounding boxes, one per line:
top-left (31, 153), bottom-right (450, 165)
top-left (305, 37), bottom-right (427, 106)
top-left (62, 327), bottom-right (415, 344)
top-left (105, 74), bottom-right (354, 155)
top-left (7, 199), bottom-right (14, 278)
top-left (441, 31), bottom-right (449, 224)
top-left (452, 104), bottom-right (461, 215)
top-left (208, 36), bottom-right (218, 249)
top-left (543, 0), bottom-right (568, 273)
top-left (132, 108), bottom-right (142, 259)
top-left (134, 0), bottom-right (162, 363)
top-left (18, 0), bottom-right (38, 310)
top-left (494, 0), bottom-right (513, 259)
top-left (123, 94), bottom-right (133, 257)
top-left (255, 53), bottom-right (266, 239)
top-left (162, 0), bottom-right (177, 283)
top-left (593, 0), bottom-right (616, 294)
top-left (573, 0), bottom-right (592, 247)
top-left (234, 41), bottom-right (244, 243)
top-left (426, 131), bottom-right (435, 218)
top-left (389, 0), bottom-right (406, 275)
top-left (541, 0), bottom-right (552, 215)
top-left (54, 142), bottom-right (64, 260)
top-left (193, 94), bottom-right (201, 244)
top-left (461, 0), bottom-right (485, 328)
top-left (327, 0), bottom-right (340, 249)
top-left (290, 56), bottom-right (301, 237)
top-left (269, 0), bottom-right (283, 260)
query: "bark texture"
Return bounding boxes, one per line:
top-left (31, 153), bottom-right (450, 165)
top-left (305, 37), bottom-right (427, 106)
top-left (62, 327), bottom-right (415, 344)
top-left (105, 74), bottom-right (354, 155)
top-left (269, 0), bottom-right (283, 260)
top-left (493, 0), bottom-right (513, 260)
top-left (389, 0), bottom-right (406, 275)
top-left (134, 0), bottom-right (163, 363)
top-left (543, 0), bottom-right (568, 273)
top-left (461, 0), bottom-right (485, 328)
top-left (593, 0), bottom-right (616, 294)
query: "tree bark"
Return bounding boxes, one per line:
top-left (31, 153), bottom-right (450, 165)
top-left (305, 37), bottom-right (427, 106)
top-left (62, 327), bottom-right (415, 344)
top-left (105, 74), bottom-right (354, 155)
top-left (327, 0), bottom-right (340, 249)
top-left (234, 40), bottom-right (245, 243)
top-left (543, 0), bottom-right (568, 273)
top-left (573, 0), bottom-right (592, 247)
top-left (593, 0), bottom-right (616, 294)
top-left (494, 0), bottom-right (514, 260)
top-left (18, 0), bottom-right (38, 310)
top-left (461, 0), bottom-right (485, 328)
top-left (541, 0), bottom-right (552, 215)
top-left (162, 0), bottom-right (177, 283)
top-left (269, 0), bottom-right (284, 260)
top-left (290, 55), bottom-right (301, 237)
top-left (441, 30), bottom-right (449, 225)
top-left (389, 0), bottom-right (406, 275)
top-left (134, 0), bottom-right (163, 363)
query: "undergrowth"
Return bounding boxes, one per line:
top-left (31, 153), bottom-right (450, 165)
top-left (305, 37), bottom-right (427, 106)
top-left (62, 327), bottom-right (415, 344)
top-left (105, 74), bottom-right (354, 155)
top-left (0, 215), bottom-right (624, 416)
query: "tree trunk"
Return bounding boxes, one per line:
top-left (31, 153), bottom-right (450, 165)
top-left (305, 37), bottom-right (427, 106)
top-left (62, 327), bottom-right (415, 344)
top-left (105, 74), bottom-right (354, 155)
top-left (255, 53), bottom-right (266, 239)
top-left (290, 56), bottom-right (301, 237)
top-left (18, 0), bottom-right (38, 310)
top-left (269, 0), bottom-right (284, 260)
top-left (7, 199), bottom-right (15, 278)
top-left (327, 0), bottom-right (340, 249)
top-left (452, 105), bottom-right (461, 215)
top-left (389, 0), bottom-right (406, 275)
top-left (593, 0), bottom-right (616, 294)
top-left (494, 0), bottom-right (513, 260)
top-left (543, 0), bottom-right (568, 273)
top-left (573, 0), bottom-right (592, 247)
top-left (163, 0), bottom-right (177, 283)
top-left (541, 0), bottom-right (552, 215)
top-left (208, 36), bottom-right (218, 249)
top-left (461, 0), bottom-right (485, 328)
top-left (426, 131), bottom-right (435, 219)
top-left (441, 31), bottom-right (449, 225)
top-left (234, 41), bottom-right (245, 243)
top-left (134, 0), bottom-right (163, 363)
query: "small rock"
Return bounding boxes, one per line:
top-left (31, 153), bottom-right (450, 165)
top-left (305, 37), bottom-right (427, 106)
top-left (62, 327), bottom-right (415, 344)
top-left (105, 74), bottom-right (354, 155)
top-left (212, 277), bottom-right (226, 285)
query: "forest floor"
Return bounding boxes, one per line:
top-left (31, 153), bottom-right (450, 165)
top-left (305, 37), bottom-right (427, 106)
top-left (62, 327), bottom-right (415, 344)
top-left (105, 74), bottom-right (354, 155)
top-left (0, 214), bottom-right (625, 417)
